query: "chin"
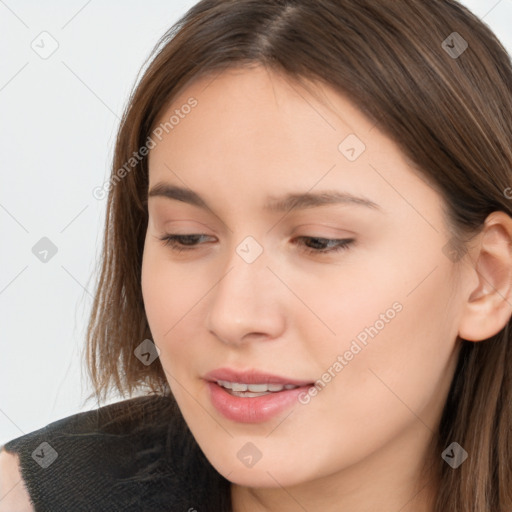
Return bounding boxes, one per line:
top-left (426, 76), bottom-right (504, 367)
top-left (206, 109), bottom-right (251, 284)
top-left (205, 449), bottom-right (312, 489)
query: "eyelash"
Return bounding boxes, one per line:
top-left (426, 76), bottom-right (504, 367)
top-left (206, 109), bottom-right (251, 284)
top-left (158, 234), bottom-right (354, 255)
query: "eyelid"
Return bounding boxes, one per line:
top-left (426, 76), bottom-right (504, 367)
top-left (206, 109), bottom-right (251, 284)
top-left (290, 223), bottom-right (357, 237)
top-left (155, 219), bottom-right (217, 240)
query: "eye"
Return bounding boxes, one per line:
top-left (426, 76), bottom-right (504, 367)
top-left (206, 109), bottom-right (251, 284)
top-left (158, 233), bottom-right (215, 252)
top-left (292, 236), bottom-right (355, 255)
top-left (159, 233), bottom-right (354, 256)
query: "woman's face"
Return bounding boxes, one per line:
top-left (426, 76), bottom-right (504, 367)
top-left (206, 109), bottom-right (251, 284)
top-left (141, 65), bottom-right (464, 491)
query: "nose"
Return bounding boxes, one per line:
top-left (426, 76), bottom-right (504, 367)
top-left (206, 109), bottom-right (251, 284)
top-left (205, 241), bottom-right (287, 346)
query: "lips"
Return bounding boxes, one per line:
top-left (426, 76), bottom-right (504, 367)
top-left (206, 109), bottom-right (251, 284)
top-left (203, 367), bottom-right (315, 423)
top-left (203, 367), bottom-right (313, 387)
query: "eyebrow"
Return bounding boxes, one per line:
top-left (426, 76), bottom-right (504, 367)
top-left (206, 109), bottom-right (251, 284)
top-left (147, 183), bottom-right (382, 213)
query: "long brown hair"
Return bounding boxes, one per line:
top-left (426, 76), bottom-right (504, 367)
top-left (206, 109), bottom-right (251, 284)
top-left (84, 1), bottom-right (512, 510)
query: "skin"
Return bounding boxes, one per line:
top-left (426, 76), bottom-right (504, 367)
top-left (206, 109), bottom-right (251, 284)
top-left (141, 65), bottom-right (512, 512)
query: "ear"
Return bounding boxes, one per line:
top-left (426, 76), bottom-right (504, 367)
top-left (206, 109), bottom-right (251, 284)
top-left (458, 211), bottom-right (512, 342)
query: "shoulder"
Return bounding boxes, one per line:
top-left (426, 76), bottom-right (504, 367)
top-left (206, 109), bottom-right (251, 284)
top-left (1, 394), bottom-right (200, 511)
top-left (2, 393), bottom-right (175, 460)
top-left (0, 448), bottom-right (34, 511)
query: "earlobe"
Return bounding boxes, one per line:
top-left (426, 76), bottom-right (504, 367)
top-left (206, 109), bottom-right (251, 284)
top-left (458, 211), bottom-right (512, 342)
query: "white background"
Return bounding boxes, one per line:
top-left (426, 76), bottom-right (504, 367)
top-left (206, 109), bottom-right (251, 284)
top-left (1, 0), bottom-right (511, 447)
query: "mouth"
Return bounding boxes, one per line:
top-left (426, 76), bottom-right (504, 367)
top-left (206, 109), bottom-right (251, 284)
top-left (214, 380), bottom-right (300, 397)
top-left (203, 368), bottom-right (315, 423)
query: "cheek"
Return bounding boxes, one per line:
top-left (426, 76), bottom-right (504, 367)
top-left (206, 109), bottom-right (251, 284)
top-left (141, 247), bottom-right (172, 337)
top-left (141, 244), bottom-right (202, 338)
top-left (141, 247), bottom-right (202, 399)
top-left (309, 237), bottom-right (458, 407)
top-left (140, 243), bottom-right (218, 392)
top-left (321, 250), bottom-right (459, 427)
top-left (298, 248), bottom-right (412, 357)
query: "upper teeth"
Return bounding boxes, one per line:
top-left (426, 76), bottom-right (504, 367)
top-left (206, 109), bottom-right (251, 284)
top-left (216, 380), bottom-right (299, 392)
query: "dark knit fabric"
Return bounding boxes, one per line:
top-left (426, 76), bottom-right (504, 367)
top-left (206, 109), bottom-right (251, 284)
top-left (2, 394), bottom-right (232, 512)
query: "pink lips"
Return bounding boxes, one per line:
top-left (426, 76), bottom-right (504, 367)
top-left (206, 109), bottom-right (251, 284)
top-left (203, 367), bottom-right (314, 423)
top-left (204, 367), bottom-right (314, 386)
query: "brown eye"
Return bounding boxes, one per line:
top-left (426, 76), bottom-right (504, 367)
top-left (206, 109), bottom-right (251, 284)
top-left (159, 233), bottom-right (214, 252)
top-left (293, 236), bottom-right (355, 255)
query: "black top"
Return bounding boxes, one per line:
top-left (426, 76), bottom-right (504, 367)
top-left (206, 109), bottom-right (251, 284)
top-left (2, 394), bottom-right (232, 511)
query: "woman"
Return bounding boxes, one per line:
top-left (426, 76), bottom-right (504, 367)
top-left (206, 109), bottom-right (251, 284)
top-left (2, 0), bottom-right (512, 510)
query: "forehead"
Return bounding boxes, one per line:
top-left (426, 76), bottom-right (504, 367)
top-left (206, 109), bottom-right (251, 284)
top-left (151, 65), bottom-right (378, 144)
top-left (148, 65), bottom-right (393, 175)
top-left (146, 65), bottom-right (444, 229)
